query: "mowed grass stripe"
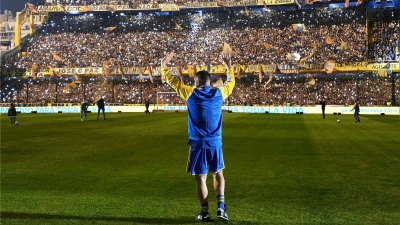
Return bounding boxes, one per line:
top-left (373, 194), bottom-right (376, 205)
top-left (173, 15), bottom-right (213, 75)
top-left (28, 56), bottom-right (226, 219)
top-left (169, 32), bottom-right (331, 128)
top-left (1, 113), bottom-right (400, 225)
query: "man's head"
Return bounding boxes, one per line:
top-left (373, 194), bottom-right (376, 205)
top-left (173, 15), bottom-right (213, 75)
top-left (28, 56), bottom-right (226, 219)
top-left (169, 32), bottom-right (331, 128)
top-left (195, 70), bottom-right (211, 87)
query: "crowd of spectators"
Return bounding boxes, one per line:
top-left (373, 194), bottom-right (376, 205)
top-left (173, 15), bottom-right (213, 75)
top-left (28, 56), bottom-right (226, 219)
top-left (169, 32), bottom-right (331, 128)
top-left (1, 6), bottom-right (399, 106)
top-left (368, 9), bottom-right (400, 62)
top-left (4, 7), bottom-right (368, 70)
top-left (43, 0), bottom-right (217, 5)
top-left (2, 73), bottom-right (398, 106)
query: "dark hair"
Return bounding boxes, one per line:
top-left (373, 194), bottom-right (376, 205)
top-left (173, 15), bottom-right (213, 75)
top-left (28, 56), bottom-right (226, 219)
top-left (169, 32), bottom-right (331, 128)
top-left (195, 70), bottom-right (211, 84)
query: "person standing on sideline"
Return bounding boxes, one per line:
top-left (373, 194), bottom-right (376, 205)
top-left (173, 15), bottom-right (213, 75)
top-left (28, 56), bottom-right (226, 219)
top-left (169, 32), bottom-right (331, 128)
top-left (161, 52), bottom-right (235, 222)
top-left (80, 100), bottom-right (89, 121)
top-left (8, 103), bottom-right (17, 126)
top-left (350, 100), bottom-right (361, 123)
top-left (96, 97), bottom-right (106, 120)
top-left (320, 98), bottom-right (326, 119)
top-left (145, 99), bottom-right (151, 114)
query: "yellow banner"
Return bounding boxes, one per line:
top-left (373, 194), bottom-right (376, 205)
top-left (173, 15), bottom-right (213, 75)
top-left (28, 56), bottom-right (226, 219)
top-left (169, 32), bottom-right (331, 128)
top-left (182, 2), bottom-right (219, 8)
top-left (366, 63), bottom-right (400, 72)
top-left (36, 0), bottom-right (298, 14)
top-left (37, 4), bottom-right (158, 13)
top-left (18, 62), bottom-right (400, 78)
top-left (258, 0), bottom-right (295, 5)
top-left (160, 4), bottom-right (180, 11)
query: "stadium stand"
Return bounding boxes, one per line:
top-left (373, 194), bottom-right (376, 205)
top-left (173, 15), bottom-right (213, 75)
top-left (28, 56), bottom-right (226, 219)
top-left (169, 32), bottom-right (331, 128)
top-left (1, 1), bottom-right (399, 106)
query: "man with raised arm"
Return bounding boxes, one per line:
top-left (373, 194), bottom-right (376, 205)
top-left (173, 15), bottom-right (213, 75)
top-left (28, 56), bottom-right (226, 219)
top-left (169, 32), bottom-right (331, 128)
top-left (161, 53), bottom-right (235, 222)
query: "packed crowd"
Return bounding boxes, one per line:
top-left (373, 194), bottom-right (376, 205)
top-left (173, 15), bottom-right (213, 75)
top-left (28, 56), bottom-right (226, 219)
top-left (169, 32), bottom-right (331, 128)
top-left (4, 7), bottom-right (369, 70)
top-left (43, 0), bottom-right (217, 5)
top-left (2, 73), bottom-right (398, 106)
top-left (2, 7), bottom-right (398, 106)
top-left (368, 9), bottom-right (400, 62)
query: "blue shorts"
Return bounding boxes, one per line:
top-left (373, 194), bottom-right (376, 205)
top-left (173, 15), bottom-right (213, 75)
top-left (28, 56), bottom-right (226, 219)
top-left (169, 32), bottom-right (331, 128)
top-left (186, 140), bottom-right (225, 176)
top-left (98, 106), bottom-right (105, 112)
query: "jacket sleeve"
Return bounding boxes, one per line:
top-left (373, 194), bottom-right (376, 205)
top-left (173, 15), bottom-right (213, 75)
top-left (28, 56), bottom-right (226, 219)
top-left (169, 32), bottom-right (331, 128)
top-left (161, 65), bottom-right (194, 101)
top-left (350, 103), bottom-right (356, 111)
top-left (218, 67), bottom-right (235, 100)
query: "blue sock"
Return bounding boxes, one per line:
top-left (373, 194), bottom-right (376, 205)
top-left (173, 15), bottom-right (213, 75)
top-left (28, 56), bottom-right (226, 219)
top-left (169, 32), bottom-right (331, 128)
top-left (201, 202), bottom-right (209, 216)
top-left (216, 195), bottom-right (225, 210)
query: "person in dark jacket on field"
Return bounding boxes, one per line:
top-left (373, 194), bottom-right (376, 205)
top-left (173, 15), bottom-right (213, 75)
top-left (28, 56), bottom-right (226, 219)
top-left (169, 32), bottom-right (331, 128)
top-left (351, 100), bottom-right (361, 123)
top-left (145, 99), bottom-right (151, 114)
top-left (8, 103), bottom-right (17, 126)
top-left (80, 100), bottom-right (90, 121)
top-left (320, 99), bottom-right (326, 119)
top-left (96, 97), bottom-right (106, 120)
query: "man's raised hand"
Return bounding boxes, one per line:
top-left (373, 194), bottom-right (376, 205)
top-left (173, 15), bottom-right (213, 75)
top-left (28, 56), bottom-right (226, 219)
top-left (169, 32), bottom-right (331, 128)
top-left (161, 52), bottom-right (174, 67)
top-left (219, 54), bottom-right (231, 69)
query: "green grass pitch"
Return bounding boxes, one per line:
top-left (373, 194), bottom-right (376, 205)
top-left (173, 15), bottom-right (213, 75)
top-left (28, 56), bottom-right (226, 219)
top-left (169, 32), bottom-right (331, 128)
top-left (1, 112), bottom-right (400, 225)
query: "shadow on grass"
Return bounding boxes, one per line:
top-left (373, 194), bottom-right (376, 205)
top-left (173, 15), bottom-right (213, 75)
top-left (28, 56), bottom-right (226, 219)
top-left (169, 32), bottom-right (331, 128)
top-left (0, 211), bottom-right (195, 224)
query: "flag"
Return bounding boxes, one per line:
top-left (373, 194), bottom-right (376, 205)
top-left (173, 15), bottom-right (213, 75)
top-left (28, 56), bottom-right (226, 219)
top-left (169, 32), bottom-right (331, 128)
top-left (139, 67), bottom-right (145, 82)
top-left (326, 35), bottom-right (336, 44)
top-left (299, 45), bottom-right (317, 63)
top-left (194, 15), bottom-right (203, 24)
top-left (236, 63), bottom-right (241, 79)
top-left (258, 65), bottom-right (263, 83)
top-left (378, 69), bottom-right (388, 77)
top-left (337, 41), bottom-right (349, 51)
top-left (216, 0), bottom-right (228, 7)
top-left (378, 63), bottom-right (390, 77)
top-left (295, 0), bottom-right (303, 9)
top-left (175, 23), bottom-right (183, 31)
top-left (306, 0), bottom-right (322, 4)
top-left (72, 72), bottom-right (81, 83)
top-left (287, 53), bottom-right (301, 61)
top-left (64, 82), bottom-right (78, 92)
top-left (260, 41), bottom-right (278, 51)
top-left (345, 0), bottom-right (350, 7)
top-left (324, 61), bottom-right (335, 74)
top-left (31, 64), bottom-right (38, 80)
top-left (47, 65), bottom-right (54, 75)
top-left (306, 74), bottom-right (316, 85)
top-left (244, 0), bottom-right (249, 16)
top-left (106, 6), bottom-right (115, 14)
top-left (263, 0), bottom-right (268, 10)
top-left (81, 6), bottom-right (90, 12)
top-left (291, 23), bottom-right (306, 32)
top-left (161, 70), bottom-right (165, 83)
top-left (265, 72), bottom-right (273, 85)
top-left (103, 63), bottom-right (112, 76)
top-left (51, 52), bottom-right (64, 62)
top-left (147, 66), bottom-right (154, 83)
top-left (221, 42), bottom-right (237, 55)
top-left (117, 61), bottom-right (125, 79)
top-left (57, 4), bottom-right (67, 13)
top-left (188, 65), bottom-right (196, 78)
top-left (176, 66), bottom-right (184, 84)
top-left (27, 3), bottom-right (38, 14)
top-left (106, 27), bottom-right (116, 32)
top-left (47, 65), bottom-right (60, 77)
